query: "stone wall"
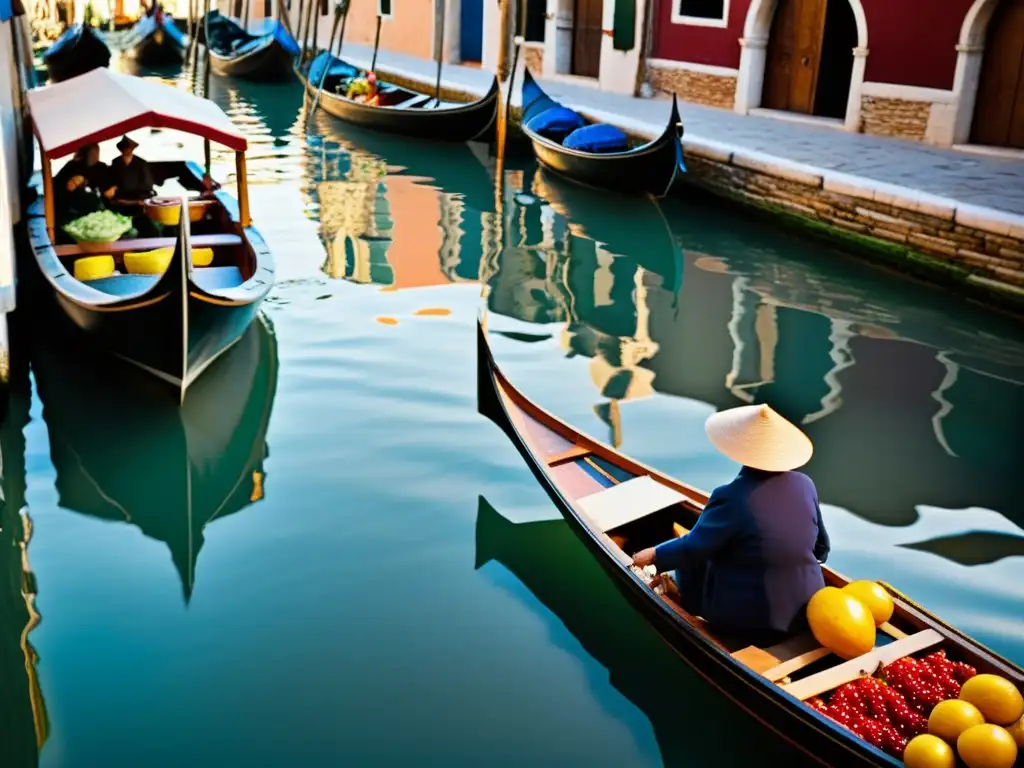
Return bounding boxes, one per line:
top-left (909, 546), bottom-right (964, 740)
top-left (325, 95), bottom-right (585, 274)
top-left (681, 143), bottom-right (1024, 304)
top-left (860, 96), bottom-right (931, 141)
top-left (523, 43), bottom-right (544, 76)
top-left (647, 64), bottom-right (736, 110)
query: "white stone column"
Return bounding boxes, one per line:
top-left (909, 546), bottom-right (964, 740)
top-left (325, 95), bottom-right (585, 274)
top-left (482, 0), bottom-right (501, 72)
top-left (598, 0), bottom-right (645, 95)
top-left (443, 0), bottom-right (461, 63)
top-left (733, 35), bottom-right (767, 114)
top-left (544, 0), bottom-right (573, 76)
top-left (844, 46), bottom-right (868, 132)
top-left (951, 43), bottom-right (984, 145)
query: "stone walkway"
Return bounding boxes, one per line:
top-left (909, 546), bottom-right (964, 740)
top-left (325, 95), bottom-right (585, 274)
top-left (317, 39), bottom-right (1024, 219)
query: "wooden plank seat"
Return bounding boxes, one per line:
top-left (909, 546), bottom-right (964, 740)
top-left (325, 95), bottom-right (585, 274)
top-left (54, 233), bottom-right (243, 257)
top-left (393, 93), bottom-right (433, 110)
top-left (577, 474), bottom-right (690, 533)
top-left (781, 629), bottom-right (943, 701)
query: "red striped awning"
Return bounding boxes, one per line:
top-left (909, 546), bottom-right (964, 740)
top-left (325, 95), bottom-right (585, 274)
top-left (27, 69), bottom-right (248, 159)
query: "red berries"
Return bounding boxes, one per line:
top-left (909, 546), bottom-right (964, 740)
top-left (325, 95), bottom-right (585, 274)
top-left (810, 653), bottom-right (978, 758)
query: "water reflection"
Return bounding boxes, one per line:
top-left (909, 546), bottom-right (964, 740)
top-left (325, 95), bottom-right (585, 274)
top-left (483, 173), bottom-right (1024, 534)
top-left (32, 317), bottom-right (278, 601)
top-left (0, 358), bottom-right (47, 768)
top-left (474, 495), bottom-right (809, 767)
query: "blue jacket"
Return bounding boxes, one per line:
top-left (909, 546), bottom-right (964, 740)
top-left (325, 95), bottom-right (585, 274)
top-left (655, 467), bottom-right (830, 638)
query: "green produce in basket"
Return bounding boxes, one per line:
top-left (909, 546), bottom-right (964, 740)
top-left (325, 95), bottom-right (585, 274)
top-left (63, 210), bottom-right (135, 243)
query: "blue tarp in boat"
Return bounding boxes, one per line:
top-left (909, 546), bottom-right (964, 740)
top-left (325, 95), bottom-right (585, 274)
top-left (306, 50), bottom-right (360, 86)
top-left (563, 123), bottom-right (629, 153)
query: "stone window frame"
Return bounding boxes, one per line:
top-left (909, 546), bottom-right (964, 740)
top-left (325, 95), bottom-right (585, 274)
top-left (671, 0), bottom-right (730, 29)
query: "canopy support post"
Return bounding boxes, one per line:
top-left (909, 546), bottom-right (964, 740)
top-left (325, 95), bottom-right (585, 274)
top-left (370, 14), bottom-right (381, 70)
top-left (235, 152), bottom-right (251, 229)
top-left (41, 155), bottom-right (55, 241)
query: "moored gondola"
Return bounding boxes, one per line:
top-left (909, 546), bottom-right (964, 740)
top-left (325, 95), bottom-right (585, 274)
top-left (25, 68), bottom-right (275, 403)
top-left (476, 316), bottom-right (1024, 767)
top-left (197, 10), bottom-right (298, 80)
top-left (118, 7), bottom-right (187, 66)
top-left (41, 23), bottom-right (111, 82)
top-left (519, 69), bottom-right (684, 197)
top-left (300, 50), bottom-right (498, 143)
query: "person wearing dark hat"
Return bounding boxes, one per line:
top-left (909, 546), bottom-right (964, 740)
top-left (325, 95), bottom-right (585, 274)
top-left (631, 404), bottom-right (831, 646)
top-left (108, 135), bottom-right (155, 204)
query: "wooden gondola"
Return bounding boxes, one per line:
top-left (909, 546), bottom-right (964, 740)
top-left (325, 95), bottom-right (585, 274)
top-left (41, 23), bottom-right (111, 82)
top-left (299, 50), bottom-right (498, 143)
top-left (476, 317), bottom-right (1024, 767)
top-left (32, 313), bottom-right (277, 600)
top-left (197, 10), bottom-right (298, 80)
top-left (117, 8), bottom-right (188, 66)
top-left (520, 69), bottom-right (685, 197)
top-left (25, 68), bottom-right (275, 403)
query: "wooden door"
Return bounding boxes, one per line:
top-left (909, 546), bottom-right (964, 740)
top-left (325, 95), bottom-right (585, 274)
top-left (762, 0), bottom-right (828, 114)
top-left (972, 0), bottom-right (1024, 148)
top-left (572, 0), bottom-right (603, 78)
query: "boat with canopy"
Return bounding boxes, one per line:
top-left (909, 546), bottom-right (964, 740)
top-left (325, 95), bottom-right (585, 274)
top-left (25, 67), bottom-right (274, 403)
top-left (477, 316), bottom-right (1024, 767)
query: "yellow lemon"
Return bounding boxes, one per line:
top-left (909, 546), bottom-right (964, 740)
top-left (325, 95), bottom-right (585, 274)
top-left (840, 580), bottom-right (894, 626)
top-left (960, 675), bottom-right (1024, 725)
top-left (957, 724), bottom-right (1018, 768)
top-left (903, 734), bottom-right (956, 768)
top-left (806, 586), bottom-right (875, 660)
top-left (928, 699), bottom-right (985, 743)
top-left (1005, 716), bottom-right (1023, 747)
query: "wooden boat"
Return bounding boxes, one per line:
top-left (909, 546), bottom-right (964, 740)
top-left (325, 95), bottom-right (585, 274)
top-left (32, 313), bottom-right (277, 600)
top-left (41, 23), bottom-right (111, 82)
top-left (25, 68), bottom-right (275, 402)
top-left (300, 50), bottom-right (498, 143)
top-left (197, 10), bottom-right (298, 80)
top-left (118, 8), bottom-right (187, 66)
top-left (476, 317), bottom-right (1024, 767)
top-left (520, 69), bottom-right (684, 197)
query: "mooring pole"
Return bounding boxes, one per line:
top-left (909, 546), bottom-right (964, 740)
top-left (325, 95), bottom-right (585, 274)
top-left (336, 3), bottom-right (347, 54)
top-left (494, 0), bottom-right (516, 161)
top-left (369, 14), bottom-right (381, 70)
top-left (432, 0), bottom-right (445, 107)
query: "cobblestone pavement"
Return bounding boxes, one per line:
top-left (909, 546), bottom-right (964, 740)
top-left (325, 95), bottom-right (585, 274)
top-left (324, 41), bottom-right (1024, 217)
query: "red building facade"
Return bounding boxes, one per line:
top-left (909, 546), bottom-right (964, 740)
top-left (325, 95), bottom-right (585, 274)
top-left (644, 0), bottom-right (1024, 149)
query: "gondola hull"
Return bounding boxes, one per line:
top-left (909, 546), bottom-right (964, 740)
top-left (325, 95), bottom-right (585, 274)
top-left (121, 16), bottom-right (187, 66)
top-left (475, 319), bottom-right (1024, 768)
top-left (300, 55), bottom-right (498, 143)
top-left (209, 34), bottom-right (295, 79)
top-left (42, 24), bottom-right (111, 82)
top-left (520, 70), bottom-right (684, 197)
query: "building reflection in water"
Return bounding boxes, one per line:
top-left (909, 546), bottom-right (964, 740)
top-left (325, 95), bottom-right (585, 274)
top-left (1, 353), bottom-right (47, 767)
top-left (474, 496), bottom-right (803, 766)
top-left (33, 316), bottom-right (279, 602)
top-left (482, 167), bottom-right (1024, 538)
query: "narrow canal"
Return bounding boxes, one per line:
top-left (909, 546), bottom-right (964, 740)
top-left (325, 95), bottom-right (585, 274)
top-left (3, 61), bottom-right (1023, 767)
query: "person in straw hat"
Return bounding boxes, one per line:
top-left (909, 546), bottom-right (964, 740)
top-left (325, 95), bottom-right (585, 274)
top-left (632, 404), bottom-right (831, 645)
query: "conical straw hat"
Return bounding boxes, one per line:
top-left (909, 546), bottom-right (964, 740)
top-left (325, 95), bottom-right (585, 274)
top-left (705, 404), bottom-right (813, 472)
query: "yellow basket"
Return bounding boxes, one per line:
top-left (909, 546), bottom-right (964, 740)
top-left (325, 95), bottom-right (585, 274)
top-left (143, 197), bottom-right (214, 226)
top-left (124, 247), bottom-right (214, 274)
top-left (73, 255), bottom-right (115, 281)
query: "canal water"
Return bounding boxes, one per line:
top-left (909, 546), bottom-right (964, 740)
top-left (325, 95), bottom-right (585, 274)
top-left (3, 60), bottom-right (1023, 767)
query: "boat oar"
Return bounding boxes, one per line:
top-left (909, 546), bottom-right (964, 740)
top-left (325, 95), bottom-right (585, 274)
top-left (307, 5), bottom-right (342, 123)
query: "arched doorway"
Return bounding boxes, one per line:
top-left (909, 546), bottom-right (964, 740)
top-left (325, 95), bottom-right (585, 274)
top-left (970, 0), bottom-right (1024, 148)
top-left (761, 0), bottom-right (858, 118)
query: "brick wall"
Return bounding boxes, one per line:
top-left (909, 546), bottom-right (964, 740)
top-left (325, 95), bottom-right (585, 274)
top-left (859, 96), bottom-right (931, 141)
top-left (647, 64), bottom-right (736, 110)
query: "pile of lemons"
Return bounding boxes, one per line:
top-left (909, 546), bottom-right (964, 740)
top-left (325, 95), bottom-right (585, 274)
top-left (904, 675), bottom-right (1023, 768)
top-left (807, 580), bottom-right (894, 659)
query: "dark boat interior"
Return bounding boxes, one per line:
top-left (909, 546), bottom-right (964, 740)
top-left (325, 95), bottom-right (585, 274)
top-left (43, 160), bottom-right (254, 299)
top-left (306, 51), bottom-right (447, 110)
top-left (202, 10), bottom-right (285, 58)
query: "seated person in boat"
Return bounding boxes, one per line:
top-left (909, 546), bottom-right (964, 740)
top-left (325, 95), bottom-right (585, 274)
top-left (108, 135), bottom-right (155, 205)
top-left (632, 404), bottom-right (830, 646)
top-left (54, 143), bottom-right (111, 222)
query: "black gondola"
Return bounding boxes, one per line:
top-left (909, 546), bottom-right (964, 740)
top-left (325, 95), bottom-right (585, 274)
top-left (197, 11), bottom-right (299, 80)
top-left (25, 69), bottom-right (274, 403)
top-left (300, 50), bottom-right (498, 143)
top-left (118, 8), bottom-right (188, 66)
top-left (41, 23), bottom-right (111, 82)
top-left (520, 69), bottom-right (685, 197)
top-left (476, 317), bottom-right (1024, 768)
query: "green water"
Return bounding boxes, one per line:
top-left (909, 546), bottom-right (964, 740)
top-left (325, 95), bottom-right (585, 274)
top-left (3, 67), bottom-right (1023, 767)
